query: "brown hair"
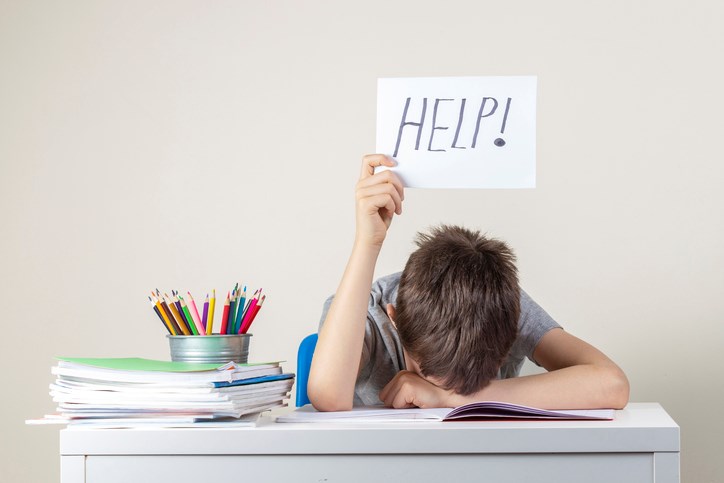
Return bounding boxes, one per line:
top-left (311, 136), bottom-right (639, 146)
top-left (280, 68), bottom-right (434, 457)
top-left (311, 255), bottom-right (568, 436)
top-left (395, 225), bottom-right (520, 395)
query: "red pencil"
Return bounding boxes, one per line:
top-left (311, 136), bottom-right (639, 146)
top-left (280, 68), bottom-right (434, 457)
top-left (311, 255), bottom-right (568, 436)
top-left (241, 294), bottom-right (265, 334)
top-left (219, 292), bottom-right (231, 334)
top-left (238, 290), bottom-right (258, 332)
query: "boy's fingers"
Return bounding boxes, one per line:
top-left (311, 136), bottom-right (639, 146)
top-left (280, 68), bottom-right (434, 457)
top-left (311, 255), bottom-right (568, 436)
top-left (380, 383), bottom-right (398, 407)
top-left (359, 194), bottom-right (397, 221)
top-left (367, 193), bottom-right (399, 218)
top-left (379, 372), bottom-right (401, 403)
top-left (391, 391), bottom-right (416, 409)
top-left (379, 380), bottom-right (391, 401)
top-left (360, 154), bottom-right (396, 180)
top-left (356, 184), bottom-right (403, 215)
top-left (356, 169), bottom-right (405, 202)
top-left (380, 371), bottom-right (417, 407)
top-left (387, 376), bottom-right (416, 409)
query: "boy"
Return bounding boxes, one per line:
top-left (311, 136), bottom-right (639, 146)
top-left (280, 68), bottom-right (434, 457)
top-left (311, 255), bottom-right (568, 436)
top-left (308, 154), bottom-right (629, 411)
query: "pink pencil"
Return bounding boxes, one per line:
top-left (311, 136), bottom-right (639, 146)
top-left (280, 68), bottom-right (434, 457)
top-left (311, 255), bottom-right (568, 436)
top-left (238, 292), bottom-right (259, 333)
top-left (187, 292), bottom-right (206, 335)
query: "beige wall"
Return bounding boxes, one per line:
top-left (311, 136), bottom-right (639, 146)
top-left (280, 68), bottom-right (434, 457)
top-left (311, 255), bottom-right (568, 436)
top-left (1, 1), bottom-right (722, 481)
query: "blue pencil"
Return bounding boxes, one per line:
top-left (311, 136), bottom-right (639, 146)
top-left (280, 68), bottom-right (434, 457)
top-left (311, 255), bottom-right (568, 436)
top-left (233, 286), bottom-right (247, 334)
top-left (227, 291), bottom-right (237, 335)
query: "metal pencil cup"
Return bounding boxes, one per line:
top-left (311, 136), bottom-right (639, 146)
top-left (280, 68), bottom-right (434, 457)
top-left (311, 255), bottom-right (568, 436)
top-left (167, 334), bottom-right (252, 364)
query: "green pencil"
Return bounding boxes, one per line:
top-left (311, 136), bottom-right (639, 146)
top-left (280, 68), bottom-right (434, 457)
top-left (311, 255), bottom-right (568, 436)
top-left (179, 296), bottom-right (199, 335)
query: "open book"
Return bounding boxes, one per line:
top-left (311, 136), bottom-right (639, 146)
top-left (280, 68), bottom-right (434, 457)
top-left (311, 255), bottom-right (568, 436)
top-left (276, 402), bottom-right (615, 423)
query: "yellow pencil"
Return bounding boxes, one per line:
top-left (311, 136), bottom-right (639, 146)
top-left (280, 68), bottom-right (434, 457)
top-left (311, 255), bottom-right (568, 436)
top-left (207, 289), bottom-right (216, 334)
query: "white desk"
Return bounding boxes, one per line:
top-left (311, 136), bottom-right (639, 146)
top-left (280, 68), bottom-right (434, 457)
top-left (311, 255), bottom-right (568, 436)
top-left (59, 402), bottom-right (679, 483)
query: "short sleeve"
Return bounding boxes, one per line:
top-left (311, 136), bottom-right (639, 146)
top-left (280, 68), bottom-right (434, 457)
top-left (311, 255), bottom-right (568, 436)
top-left (516, 289), bottom-right (562, 364)
top-left (317, 274), bottom-right (405, 405)
top-left (499, 290), bottom-right (562, 379)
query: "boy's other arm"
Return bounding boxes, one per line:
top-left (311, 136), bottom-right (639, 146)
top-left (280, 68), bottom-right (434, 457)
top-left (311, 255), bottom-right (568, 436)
top-left (381, 329), bottom-right (630, 410)
top-left (307, 155), bottom-right (404, 411)
top-left (464, 328), bottom-right (630, 409)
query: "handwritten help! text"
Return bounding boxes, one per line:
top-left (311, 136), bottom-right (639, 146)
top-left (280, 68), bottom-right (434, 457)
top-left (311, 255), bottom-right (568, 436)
top-left (393, 97), bottom-right (512, 157)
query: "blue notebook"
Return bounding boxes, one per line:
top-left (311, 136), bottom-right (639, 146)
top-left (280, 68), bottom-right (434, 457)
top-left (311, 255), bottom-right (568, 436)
top-left (213, 373), bottom-right (294, 388)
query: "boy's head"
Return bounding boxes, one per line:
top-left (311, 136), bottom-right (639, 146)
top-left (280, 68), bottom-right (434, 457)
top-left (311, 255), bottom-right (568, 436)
top-left (394, 225), bottom-right (520, 395)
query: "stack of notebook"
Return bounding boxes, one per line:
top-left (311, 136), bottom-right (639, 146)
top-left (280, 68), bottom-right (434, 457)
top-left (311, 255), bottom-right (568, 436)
top-left (29, 357), bottom-right (294, 428)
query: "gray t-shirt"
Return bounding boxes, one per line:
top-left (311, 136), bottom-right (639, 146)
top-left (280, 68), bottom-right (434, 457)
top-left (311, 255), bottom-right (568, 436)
top-left (319, 272), bottom-right (561, 406)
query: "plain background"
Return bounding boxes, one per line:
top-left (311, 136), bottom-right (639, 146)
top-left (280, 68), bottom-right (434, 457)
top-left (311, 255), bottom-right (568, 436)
top-left (1, 1), bottom-right (722, 481)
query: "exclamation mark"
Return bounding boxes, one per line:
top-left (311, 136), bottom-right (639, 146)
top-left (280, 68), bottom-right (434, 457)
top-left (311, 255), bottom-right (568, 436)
top-left (494, 97), bottom-right (512, 147)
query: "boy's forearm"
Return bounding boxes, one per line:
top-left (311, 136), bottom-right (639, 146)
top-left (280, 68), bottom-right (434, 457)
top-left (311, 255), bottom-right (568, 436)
top-left (448, 363), bottom-right (630, 410)
top-left (307, 242), bottom-right (381, 411)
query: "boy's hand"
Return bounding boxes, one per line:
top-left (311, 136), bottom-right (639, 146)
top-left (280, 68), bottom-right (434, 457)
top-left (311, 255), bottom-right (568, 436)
top-left (355, 154), bottom-right (404, 249)
top-left (379, 370), bottom-right (454, 409)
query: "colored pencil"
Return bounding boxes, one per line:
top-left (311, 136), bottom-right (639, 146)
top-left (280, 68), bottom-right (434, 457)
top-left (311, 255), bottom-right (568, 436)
top-left (229, 288), bottom-right (236, 327)
top-left (230, 285), bottom-right (238, 325)
top-left (241, 294), bottom-right (265, 334)
top-left (233, 285), bottom-right (246, 334)
top-left (228, 291), bottom-right (237, 335)
top-left (158, 295), bottom-right (182, 335)
top-left (150, 296), bottom-right (175, 335)
top-left (165, 293), bottom-right (190, 335)
top-left (238, 290), bottom-right (259, 333)
top-left (179, 297), bottom-right (199, 335)
top-left (241, 289), bottom-right (259, 321)
top-left (202, 294), bottom-right (209, 333)
top-left (153, 305), bottom-right (173, 334)
top-left (207, 289), bottom-right (216, 334)
top-left (249, 295), bottom-right (265, 327)
top-left (152, 293), bottom-right (177, 335)
top-left (232, 283), bottom-right (244, 333)
top-left (186, 292), bottom-right (205, 335)
top-left (220, 292), bottom-right (231, 334)
top-left (149, 284), bottom-right (264, 336)
top-left (172, 292), bottom-right (191, 332)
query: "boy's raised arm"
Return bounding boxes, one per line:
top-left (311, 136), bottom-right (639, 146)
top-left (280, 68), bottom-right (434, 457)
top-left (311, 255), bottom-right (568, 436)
top-left (307, 155), bottom-right (404, 411)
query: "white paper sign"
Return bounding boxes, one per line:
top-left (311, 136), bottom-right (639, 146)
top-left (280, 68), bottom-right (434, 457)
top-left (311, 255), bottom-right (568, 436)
top-left (376, 76), bottom-right (537, 189)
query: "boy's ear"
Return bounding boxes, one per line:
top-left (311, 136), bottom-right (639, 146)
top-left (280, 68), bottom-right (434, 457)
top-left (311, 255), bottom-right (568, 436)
top-left (386, 304), bottom-right (397, 325)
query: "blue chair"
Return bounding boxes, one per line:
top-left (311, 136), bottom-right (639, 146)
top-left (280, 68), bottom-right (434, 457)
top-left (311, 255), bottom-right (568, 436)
top-left (295, 333), bottom-right (318, 407)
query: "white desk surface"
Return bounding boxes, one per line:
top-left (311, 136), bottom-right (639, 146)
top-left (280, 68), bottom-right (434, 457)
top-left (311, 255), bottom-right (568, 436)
top-left (60, 402), bottom-right (679, 455)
